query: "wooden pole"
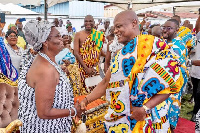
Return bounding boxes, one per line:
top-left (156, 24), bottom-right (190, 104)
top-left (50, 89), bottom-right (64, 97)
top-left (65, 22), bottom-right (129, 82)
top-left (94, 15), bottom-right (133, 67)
top-left (44, 0), bottom-right (48, 20)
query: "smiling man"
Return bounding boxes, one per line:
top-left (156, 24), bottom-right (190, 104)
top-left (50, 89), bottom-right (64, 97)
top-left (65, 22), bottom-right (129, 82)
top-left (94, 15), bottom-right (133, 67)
top-left (162, 19), bottom-right (188, 130)
top-left (81, 11), bottom-right (185, 132)
top-left (74, 15), bottom-right (104, 94)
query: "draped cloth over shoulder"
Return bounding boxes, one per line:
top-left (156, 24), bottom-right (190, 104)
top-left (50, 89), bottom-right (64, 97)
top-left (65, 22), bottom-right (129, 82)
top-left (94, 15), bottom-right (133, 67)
top-left (0, 37), bottom-right (18, 86)
top-left (104, 35), bottom-right (184, 133)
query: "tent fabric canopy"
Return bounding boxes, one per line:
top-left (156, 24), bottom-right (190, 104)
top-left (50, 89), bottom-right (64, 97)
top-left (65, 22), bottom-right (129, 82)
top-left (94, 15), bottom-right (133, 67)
top-left (0, 0), bottom-right (198, 7)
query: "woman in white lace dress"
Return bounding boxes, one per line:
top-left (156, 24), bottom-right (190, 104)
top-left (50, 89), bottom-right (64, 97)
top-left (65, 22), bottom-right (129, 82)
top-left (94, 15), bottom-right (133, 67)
top-left (18, 20), bottom-right (83, 132)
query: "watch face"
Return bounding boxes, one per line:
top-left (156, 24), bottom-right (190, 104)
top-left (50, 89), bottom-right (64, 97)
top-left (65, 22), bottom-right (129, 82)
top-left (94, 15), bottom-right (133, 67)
top-left (146, 109), bottom-right (152, 114)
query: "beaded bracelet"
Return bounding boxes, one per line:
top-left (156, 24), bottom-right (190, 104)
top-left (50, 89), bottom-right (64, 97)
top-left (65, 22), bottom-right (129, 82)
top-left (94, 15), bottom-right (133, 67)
top-left (70, 107), bottom-right (77, 117)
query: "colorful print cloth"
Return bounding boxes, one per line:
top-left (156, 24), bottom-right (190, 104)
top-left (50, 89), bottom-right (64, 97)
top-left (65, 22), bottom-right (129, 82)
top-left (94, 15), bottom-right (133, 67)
top-left (55, 48), bottom-right (75, 65)
top-left (177, 26), bottom-right (195, 49)
top-left (166, 37), bottom-right (188, 129)
top-left (0, 37), bottom-right (18, 86)
top-left (105, 35), bottom-right (184, 133)
top-left (78, 28), bottom-right (104, 94)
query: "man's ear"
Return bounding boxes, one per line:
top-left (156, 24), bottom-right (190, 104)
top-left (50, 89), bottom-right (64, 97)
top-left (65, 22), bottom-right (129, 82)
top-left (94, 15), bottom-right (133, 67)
top-left (132, 19), bottom-right (138, 28)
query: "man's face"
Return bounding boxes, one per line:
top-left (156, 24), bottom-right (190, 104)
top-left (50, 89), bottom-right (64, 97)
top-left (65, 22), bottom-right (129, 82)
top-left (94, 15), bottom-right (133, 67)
top-left (162, 21), bottom-right (178, 40)
top-left (104, 21), bottom-right (110, 29)
top-left (17, 23), bottom-right (23, 29)
top-left (10, 26), bottom-right (18, 34)
top-left (114, 16), bottom-right (138, 44)
top-left (84, 16), bottom-right (95, 31)
top-left (54, 18), bottom-right (59, 27)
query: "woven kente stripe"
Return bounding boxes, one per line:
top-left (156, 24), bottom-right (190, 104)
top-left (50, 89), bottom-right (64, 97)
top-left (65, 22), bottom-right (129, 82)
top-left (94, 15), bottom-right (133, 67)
top-left (150, 63), bottom-right (176, 88)
top-left (0, 73), bottom-right (18, 87)
top-left (107, 79), bottom-right (127, 89)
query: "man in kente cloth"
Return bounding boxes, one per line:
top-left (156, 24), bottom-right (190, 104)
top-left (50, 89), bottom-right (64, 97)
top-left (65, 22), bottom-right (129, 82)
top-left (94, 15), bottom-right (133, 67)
top-left (81, 10), bottom-right (185, 132)
top-left (172, 15), bottom-right (195, 51)
top-left (74, 15), bottom-right (104, 94)
top-left (162, 19), bottom-right (188, 131)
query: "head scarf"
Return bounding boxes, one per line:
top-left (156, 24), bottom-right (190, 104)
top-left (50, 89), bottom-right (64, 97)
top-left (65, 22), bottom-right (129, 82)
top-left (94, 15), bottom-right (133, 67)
top-left (23, 20), bottom-right (53, 52)
top-left (8, 24), bottom-right (16, 30)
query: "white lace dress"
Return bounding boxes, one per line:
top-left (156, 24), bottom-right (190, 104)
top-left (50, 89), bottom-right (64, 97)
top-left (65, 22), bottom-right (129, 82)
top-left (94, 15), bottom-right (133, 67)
top-left (18, 52), bottom-right (74, 133)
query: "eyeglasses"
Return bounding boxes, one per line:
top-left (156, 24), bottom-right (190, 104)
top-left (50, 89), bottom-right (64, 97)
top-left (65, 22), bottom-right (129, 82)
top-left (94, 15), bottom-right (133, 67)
top-left (161, 26), bottom-right (174, 31)
top-left (8, 35), bottom-right (18, 38)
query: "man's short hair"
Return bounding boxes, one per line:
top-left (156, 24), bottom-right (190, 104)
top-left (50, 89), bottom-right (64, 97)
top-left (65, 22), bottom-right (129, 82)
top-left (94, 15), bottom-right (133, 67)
top-left (149, 24), bottom-right (159, 29)
top-left (167, 19), bottom-right (179, 27)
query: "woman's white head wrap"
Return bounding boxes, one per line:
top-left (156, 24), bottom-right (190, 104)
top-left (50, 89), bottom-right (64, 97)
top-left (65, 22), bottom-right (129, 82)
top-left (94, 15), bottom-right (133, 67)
top-left (24, 20), bottom-right (54, 52)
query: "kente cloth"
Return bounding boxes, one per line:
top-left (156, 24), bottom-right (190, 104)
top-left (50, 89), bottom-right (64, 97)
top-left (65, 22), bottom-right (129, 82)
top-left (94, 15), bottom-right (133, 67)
top-left (67, 63), bottom-right (82, 97)
top-left (177, 26), bottom-right (195, 49)
top-left (78, 28), bottom-right (104, 94)
top-left (104, 35), bottom-right (184, 133)
top-left (0, 37), bottom-right (18, 86)
top-left (166, 37), bottom-right (188, 129)
top-left (55, 48), bottom-right (75, 65)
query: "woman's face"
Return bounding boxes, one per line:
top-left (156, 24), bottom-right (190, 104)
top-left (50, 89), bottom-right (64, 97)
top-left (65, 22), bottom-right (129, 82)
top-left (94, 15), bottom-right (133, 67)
top-left (6, 33), bottom-right (18, 46)
top-left (10, 26), bottom-right (18, 34)
top-left (63, 35), bottom-right (72, 46)
top-left (46, 27), bottom-right (64, 54)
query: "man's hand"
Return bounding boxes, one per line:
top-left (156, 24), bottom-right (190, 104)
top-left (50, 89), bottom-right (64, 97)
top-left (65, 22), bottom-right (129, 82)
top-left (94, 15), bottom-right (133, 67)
top-left (85, 67), bottom-right (94, 76)
top-left (74, 99), bottom-right (85, 118)
top-left (130, 107), bottom-right (146, 121)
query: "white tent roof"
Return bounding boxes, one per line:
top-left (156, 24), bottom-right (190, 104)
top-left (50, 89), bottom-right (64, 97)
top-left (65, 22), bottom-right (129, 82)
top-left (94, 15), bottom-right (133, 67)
top-left (0, 3), bottom-right (39, 14)
top-left (136, 1), bottom-right (200, 14)
top-left (0, 0), bottom-right (198, 7)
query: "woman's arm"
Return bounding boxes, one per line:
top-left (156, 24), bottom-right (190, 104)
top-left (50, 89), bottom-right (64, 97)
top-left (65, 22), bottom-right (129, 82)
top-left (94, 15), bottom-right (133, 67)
top-left (34, 66), bottom-right (81, 119)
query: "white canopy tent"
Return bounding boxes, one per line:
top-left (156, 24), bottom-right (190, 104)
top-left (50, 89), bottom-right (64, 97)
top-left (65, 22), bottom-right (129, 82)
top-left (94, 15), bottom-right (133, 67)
top-left (0, 0), bottom-right (199, 19)
top-left (0, 3), bottom-right (38, 14)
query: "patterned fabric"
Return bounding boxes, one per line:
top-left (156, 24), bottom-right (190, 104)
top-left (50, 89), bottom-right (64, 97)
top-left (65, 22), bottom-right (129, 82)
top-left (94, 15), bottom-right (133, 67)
top-left (0, 37), bottom-right (18, 85)
top-left (91, 28), bottom-right (104, 51)
top-left (104, 35), bottom-right (184, 133)
top-left (196, 110), bottom-right (200, 132)
top-left (18, 52), bottom-right (74, 132)
top-left (177, 26), bottom-right (195, 49)
top-left (165, 37), bottom-right (188, 129)
top-left (5, 44), bottom-right (24, 73)
top-left (78, 28), bottom-right (104, 94)
top-left (23, 20), bottom-right (53, 52)
top-left (55, 48), bottom-right (75, 65)
top-left (67, 63), bottom-right (82, 97)
top-left (109, 36), bottom-right (124, 58)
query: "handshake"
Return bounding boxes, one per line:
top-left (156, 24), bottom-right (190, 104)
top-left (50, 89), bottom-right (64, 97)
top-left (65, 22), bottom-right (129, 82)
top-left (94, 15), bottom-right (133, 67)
top-left (73, 98), bottom-right (88, 118)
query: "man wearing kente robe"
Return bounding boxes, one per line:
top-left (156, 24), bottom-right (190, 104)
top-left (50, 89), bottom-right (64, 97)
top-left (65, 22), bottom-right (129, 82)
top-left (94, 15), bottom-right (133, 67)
top-left (74, 15), bottom-right (104, 94)
top-left (162, 19), bottom-right (188, 131)
top-left (80, 10), bottom-right (185, 133)
top-left (172, 15), bottom-right (195, 50)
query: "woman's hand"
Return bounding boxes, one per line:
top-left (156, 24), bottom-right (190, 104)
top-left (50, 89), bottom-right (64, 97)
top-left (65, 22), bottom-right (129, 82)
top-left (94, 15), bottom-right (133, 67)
top-left (74, 100), bottom-right (85, 118)
top-left (130, 107), bottom-right (146, 121)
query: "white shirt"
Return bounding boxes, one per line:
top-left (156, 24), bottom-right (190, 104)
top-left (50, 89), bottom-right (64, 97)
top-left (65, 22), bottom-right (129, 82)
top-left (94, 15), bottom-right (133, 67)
top-left (5, 44), bottom-right (23, 74)
top-left (190, 32), bottom-right (200, 79)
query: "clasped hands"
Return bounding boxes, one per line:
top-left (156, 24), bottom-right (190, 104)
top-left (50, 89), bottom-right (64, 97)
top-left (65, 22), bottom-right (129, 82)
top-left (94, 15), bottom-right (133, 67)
top-left (78, 98), bottom-right (146, 121)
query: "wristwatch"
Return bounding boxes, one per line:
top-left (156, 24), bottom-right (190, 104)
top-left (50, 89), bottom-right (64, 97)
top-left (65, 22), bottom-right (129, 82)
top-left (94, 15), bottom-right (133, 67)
top-left (143, 105), bottom-right (152, 114)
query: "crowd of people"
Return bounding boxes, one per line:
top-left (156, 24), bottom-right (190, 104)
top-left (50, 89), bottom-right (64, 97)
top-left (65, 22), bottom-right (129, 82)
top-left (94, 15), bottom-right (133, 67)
top-left (0, 8), bottom-right (200, 132)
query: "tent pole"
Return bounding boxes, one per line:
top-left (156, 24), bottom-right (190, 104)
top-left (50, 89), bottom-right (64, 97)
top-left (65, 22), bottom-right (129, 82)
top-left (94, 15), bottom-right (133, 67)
top-left (173, 7), bottom-right (176, 16)
top-left (44, 0), bottom-right (48, 20)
